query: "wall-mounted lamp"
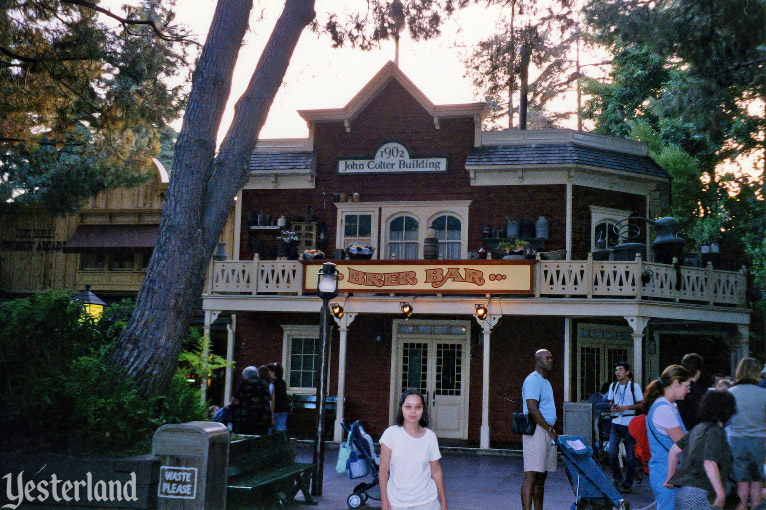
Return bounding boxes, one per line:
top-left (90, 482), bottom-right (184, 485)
top-left (475, 303), bottom-right (488, 320)
top-left (400, 302), bottom-right (413, 318)
top-left (330, 303), bottom-right (344, 319)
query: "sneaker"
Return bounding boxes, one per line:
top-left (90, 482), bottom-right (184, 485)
top-left (618, 483), bottom-right (633, 494)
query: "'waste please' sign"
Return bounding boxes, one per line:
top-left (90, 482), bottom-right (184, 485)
top-left (158, 467), bottom-right (197, 500)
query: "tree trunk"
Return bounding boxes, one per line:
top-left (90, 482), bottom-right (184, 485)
top-left (111, 0), bottom-right (316, 396)
top-left (518, 43), bottom-right (531, 130)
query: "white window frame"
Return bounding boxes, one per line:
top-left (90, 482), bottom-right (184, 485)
top-left (429, 213), bottom-right (463, 260)
top-left (281, 325), bottom-right (321, 394)
top-left (335, 205), bottom-right (380, 259)
top-left (335, 201), bottom-right (471, 260)
top-left (386, 213), bottom-right (421, 260)
top-left (589, 205), bottom-right (631, 251)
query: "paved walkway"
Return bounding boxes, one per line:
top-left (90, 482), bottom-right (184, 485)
top-left (291, 443), bottom-right (656, 510)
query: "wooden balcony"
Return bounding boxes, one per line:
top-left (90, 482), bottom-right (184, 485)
top-left (75, 270), bottom-right (145, 293)
top-left (206, 255), bottom-right (747, 308)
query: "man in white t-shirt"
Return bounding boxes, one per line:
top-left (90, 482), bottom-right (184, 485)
top-left (605, 361), bottom-right (643, 493)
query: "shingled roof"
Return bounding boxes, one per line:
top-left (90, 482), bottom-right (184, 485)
top-left (466, 143), bottom-right (669, 179)
top-left (249, 151), bottom-right (314, 171)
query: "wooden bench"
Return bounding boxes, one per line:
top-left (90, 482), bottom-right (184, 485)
top-left (286, 395), bottom-right (340, 439)
top-left (226, 432), bottom-right (316, 509)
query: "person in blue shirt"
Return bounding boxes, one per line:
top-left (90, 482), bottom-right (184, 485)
top-left (520, 349), bottom-right (558, 510)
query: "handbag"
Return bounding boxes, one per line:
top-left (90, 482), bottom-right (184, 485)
top-left (346, 448), bottom-right (369, 479)
top-left (512, 384), bottom-right (543, 436)
top-left (336, 435), bottom-right (353, 474)
top-left (513, 412), bottom-right (536, 435)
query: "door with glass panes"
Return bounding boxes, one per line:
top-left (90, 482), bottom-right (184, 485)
top-left (576, 324), bottom-right (634, 402)
top-left (394, 321), bottom-right (469, 439)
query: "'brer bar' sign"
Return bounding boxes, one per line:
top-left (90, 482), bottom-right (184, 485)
top-left (338, 142), bottom-right (447, 174)
top-left (302, 260), bottom-right (535, 294)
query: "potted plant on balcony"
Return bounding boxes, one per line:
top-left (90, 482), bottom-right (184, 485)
top-left (498, 239), bottom-right (529, 260)
top-left (346, 242), bottom-right (375, 260)
top-left (301, 249), bottom-right (325, 260)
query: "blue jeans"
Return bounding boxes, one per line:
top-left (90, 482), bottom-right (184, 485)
top-left (272, 412), bottom-right (288, 432)
top-left (609, 423), bottom-right (637, 486)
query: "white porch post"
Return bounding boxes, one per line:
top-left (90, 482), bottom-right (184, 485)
top-left (564, 318), bottom-right (572, 401)
top-left (480, 314), bottom-right (501, 449)
top-left (201, 310), bottom-right (221, 403)
top-left (735, 324), bottom-right (750, 362)
top-left (625, 316), bottom-right (649, 387)
top-left (565, 181), bottom-right (573, 260)
top-left (333, 311), bottom-right (357, 442)
top-left (224, 314), bottom-right (237, 404)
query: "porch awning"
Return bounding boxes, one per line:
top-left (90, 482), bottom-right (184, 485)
top-left (63, 224), bottom-right (158, 252)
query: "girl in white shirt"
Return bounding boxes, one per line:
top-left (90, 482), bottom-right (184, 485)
top-left (379, 389), bottom-right (448, 510)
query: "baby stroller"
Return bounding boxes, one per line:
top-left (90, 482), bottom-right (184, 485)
top-left (557, 435), bottom-right (629, 510)
top-left (340, 419), bottom-right (381, 509)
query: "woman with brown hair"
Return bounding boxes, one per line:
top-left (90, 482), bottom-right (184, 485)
top-left (664, 390), bottom-right (737, 509)
top-left (644, 364), bottom-right (692, 510)
top-left (727, 357), bottom-right (766, 510)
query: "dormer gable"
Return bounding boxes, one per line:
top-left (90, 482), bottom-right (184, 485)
top-left (297, 61), bottom-right (488, 136)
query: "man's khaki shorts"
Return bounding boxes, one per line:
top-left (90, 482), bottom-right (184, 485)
top-left (522, 424), bottom-right (558, 472)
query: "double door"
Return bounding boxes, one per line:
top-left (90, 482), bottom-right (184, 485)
top-left (397, 337), bottom-right (467, 439)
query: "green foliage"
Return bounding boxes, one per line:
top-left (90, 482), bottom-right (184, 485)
top-left (462, 0), bottom-right (577, 129)
top-left (0, 1), bottom-right (190, 214)
top-left (0, 292), bottom-right (204, 455)
top-left (178, 328), bottom-right (232, 388)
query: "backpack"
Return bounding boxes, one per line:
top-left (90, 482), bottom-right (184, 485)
top-left (628, 414), bottom-right (650, 473)
top-left (609, 380), bottom-right (644, 415)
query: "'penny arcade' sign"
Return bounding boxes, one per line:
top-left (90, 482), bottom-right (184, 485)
top-left (338, 142), bottom-right (447, 174)
top-left (302, 260), bottom-right (534, 294)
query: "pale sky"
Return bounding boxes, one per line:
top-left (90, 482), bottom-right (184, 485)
top-left (154, 1), bottom-right (603, 139)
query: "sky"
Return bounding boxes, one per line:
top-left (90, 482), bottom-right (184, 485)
top-left (143, 1), bottom-right (603, 140)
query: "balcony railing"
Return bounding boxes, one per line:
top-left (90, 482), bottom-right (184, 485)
top-left (207, 255), bottom-right (746, 307)
top-left (534, 256), bottom-right (745, 306)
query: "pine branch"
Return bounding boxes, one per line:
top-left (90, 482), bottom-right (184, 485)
top-left (0, 45), bottom-right (98, 66)
top-left (59, 0), bottom-right (199, 45)
top-left (714, 57), bottom-right (766, 76)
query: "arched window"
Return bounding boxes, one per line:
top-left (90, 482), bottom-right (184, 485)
top-left (594, 220), bottom-right (621, 249)
top-left (590, 206), bottom-right (631, 251)
top-left (388, 215), bottom-right (419, 259)
top-left (431, 215), bottom-right (462, 260)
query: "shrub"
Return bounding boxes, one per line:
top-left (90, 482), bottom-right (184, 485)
top-left (0, 292), bottom-right (204, 456)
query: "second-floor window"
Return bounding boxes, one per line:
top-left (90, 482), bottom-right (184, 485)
top-left (389, 215), bottom-right (419, 259)
top-left (590, 206), bottom-right (631, 251)
top-left (431, 215), bottom-right (461, 260)
top-left (343, 213), bottom-right (373, 246)
top-left (334, 201), bottom-right (471, 260)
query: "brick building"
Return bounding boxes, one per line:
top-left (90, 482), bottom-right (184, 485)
top-left (202, 62), bottom-right (750, 447)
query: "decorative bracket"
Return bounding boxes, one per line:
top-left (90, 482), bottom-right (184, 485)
top-left (625, 316), bottom-right (649, 336)
top-left (479, 314), bottom-right (502, 333)
top-left (209, 310), bottom-right (222, 324)
top-left (333, 311), bottom-right (357, 330)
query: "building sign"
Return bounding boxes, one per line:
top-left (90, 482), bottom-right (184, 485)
top-left (338, 142), bottom-right (447, 174)
top-left (303, 260), bottom-right (534, 294)
top-left (157, 466), bottom-right (197, 499)
top-left (1, 227), bottom-right (66, 252)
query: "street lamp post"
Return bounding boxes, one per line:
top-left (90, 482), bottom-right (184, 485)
top-left (312, 262), bottom-right (339, 497)
top-left (72, 283), bottom-right (106, 320)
